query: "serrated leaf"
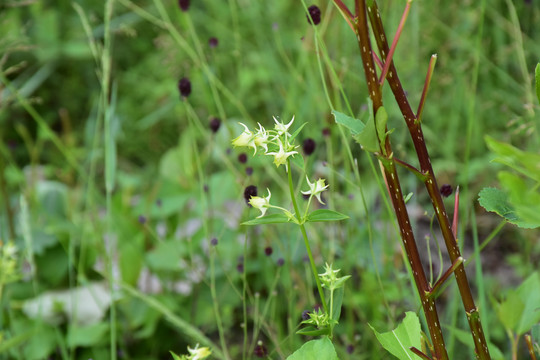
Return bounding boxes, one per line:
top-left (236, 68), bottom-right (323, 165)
top-left (287, 337), bottom-right (339, 360)
top-left (242, 213), bottom-right (292, 225)
top-left (306, 209), bottom-right (349, 222)
top-left (332, 110), bottom-right (365, 135)
top-left (369, 312), bottom-right (422, 360)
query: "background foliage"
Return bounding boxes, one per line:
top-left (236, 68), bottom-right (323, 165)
top-left (1, 0), bottom-right (539, 359)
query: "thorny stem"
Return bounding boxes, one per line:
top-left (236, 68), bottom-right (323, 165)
top-left (286, 159), bottom-right (329, 317)
top-left (366, 1), bottom-right (491, 358)
top-left (353, 1), bottom-right (448, 358)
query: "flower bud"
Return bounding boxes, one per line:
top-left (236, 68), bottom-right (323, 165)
top-left (209, 117), bottom-right (221, 133)
top-left (302, 138), bottom-right (316, 155)
top-left (179, 0), bottom-right (189, 11)
top-left (306, 5), bottom-right (321, 25)
top-left (440, 184), bottom-right (453, 198)
top-left (178, 77), bottom-right (191, 98)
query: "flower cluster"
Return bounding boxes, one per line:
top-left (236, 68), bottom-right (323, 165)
top-left (170, 344), bottom-right (211, 360)
top-left (319, 263), bottom-right (351, 291)
top-left (234, 116), bottom-right (330, 220)
top-left (232, 117), bottom-right (298, 170)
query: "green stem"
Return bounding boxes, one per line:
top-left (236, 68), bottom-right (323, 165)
top-left (286, 159), bottom-right (328, 316)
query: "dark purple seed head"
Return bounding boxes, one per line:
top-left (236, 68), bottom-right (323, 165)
top-left (178, 77), bottom-right (191, 98)
top-left (156, 199), bottom-right (162, 207)
top-left (244, 185), bottom-right (257, 205)
top-left (277, 258), bottom-right (284, 267)
top-left (302, 138), bottom-right (316, 155)
top-left (209, 117), bottom-right (221, 133)
top-left (254, 343), bottom-right (268, 357)
top-left (211, 238), bottom-right (218, 246)
top-left (179, 0), bottom-right (189, 11)
top-left (246, 167), bottom-right (253, 176)
top-left (306, 5), bottom-right (321, 25)
top-left (208, 37), bottom-right (219, 48)
top-left (138, 215), bottom-right (147, 224)
top-left (238, 153), bottom-right (248, 164)
top-left (346, 345), bottom-right (354, 354)
top-left (236, 263), bottom-right (244, 273)
top-left (264, 246), bottom-right (273, 256)
top-left (322, 127), bottom-right (331, 137)
top-left (440, 184), bottom-right (453, 198)
top-left (301, 310), bottom-right (311, 320)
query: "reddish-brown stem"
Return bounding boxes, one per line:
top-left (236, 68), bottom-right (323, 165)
top-left (378, 0), bottom-right (411, 86)
top-left (525, 334), bottom-right (538, 360)
top-left (417, 54), bottom-right (438, 123)
top-left (429, 256), bottom-right (463, 296)
top-left (410, 347), bottom-right (433, 360)
top-left (366, 2), bottom-right (491, 359)
top-left (353, 1), bottom-right (448, 358)
top-left (452, 186), bottom-right (460, 237)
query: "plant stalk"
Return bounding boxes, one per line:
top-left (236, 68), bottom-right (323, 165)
top-left (286, 159), bottom-right (328, 316)
top-left (353, 1), bottom-right (448, 358)
top-left (366, 2), bottom-right (491, 358)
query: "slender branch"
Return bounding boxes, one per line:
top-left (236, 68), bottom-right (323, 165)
top-left (429, 256), bottom-right (463, 297)
top-left (287, 159), bottom-right (328, 315)
top-left (366, 2), bottom-right (491, 358)
top-left (410, 347), bottom-right (433, 360)
top-left (525, 334), bottom-right (538, 360)
top-left (416, 54), bottom-right (438, 123)
top-left (378, 0), bottom-right (412, 86)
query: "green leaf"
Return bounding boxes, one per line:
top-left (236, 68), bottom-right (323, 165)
top-left (375, 106), bottom-right (388, 145)
top-left (242, 213), bottom-right (292, 225)
top-left (478, 187), bottom-right (527, 227)
top-left (170, 351), bottom-right (185, 360)
top-left (485, 135), bottom-right (540, 182)
top-left (516, 272), bottom-right (540, 335)
top-left (532, 323), bottom-right (540, 347)
top-left (306, 209), bottom-right (349, 222)
top-left (332, 110), bottom-right (365, 135)
top-left (497, 290), bottom-right (524, 331)
top-left (296, 326), bottom-right (331, 336)
top-left (369, 312), bottom-right (422, 360)
top-left (354, 110), bottom-right (379, 153)
top-left (290, 122), bottom-right (308, 142)
top-left (287, 337), bottom-right (339, 360)
top-left (67, 323), bottom-right (109, 347)
top-left (534, 63), bottom-right (540, 102)
top-left (331, 287), bottom-right (345, 323)
top-left (290, 152), bottom-right (305, 171)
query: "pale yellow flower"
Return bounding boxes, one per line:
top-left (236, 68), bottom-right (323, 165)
top-left (248, 189), bottom-right (272, 218)
top-left (301, 177), bottom-right (329, 204)
top-left (265, 140), bottom-right (298, 169)
top-left (273, 116), bottom-right (295, 136)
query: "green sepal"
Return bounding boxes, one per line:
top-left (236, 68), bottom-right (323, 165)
top-left (296, 326), bottom-right (330, 337)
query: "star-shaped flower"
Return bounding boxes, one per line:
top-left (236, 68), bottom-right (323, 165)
top-left (265, 139), bottom-right (298, 169)
top-left (232, 123), bottom-right (256, 154)
top-left (248, 188), bottom-right (272, 218)
top-left (186, 344), bottom-right (212, 360)
top-left (273, 116), bottom-right (295, 136)
top-left (301, 177), bottom-right (329, 204)
top-left (253, 123), bottom-right (270, 153)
